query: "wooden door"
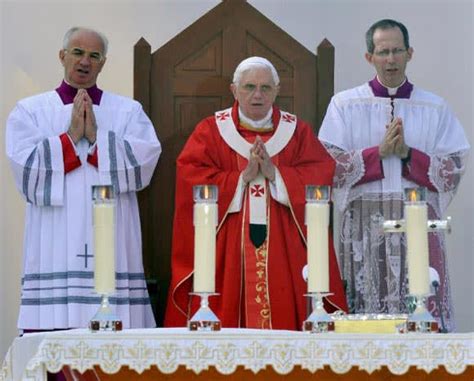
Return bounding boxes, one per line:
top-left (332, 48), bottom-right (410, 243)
top-left (134, 0), bottom-right (335, 325)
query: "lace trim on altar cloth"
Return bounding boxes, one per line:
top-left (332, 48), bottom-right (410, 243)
top-left (2, 328), bottom-right (473, 379)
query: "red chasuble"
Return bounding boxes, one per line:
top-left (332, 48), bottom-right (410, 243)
top-left (164, 103), bottom-right (347, 330)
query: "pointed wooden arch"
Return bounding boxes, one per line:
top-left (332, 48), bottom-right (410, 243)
top-left (134, 0), bottom-right (335, 325)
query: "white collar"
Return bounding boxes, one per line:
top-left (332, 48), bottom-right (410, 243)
top-left (377, 76), bottom-right (407, 96)
top-left (238, 107), bottom-right (273, 129)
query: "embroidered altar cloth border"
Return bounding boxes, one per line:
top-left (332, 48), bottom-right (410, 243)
top-left (1, 328), bottom-right (473, 380)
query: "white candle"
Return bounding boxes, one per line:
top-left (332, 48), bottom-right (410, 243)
top-left (93, 203), bottom-right (115, 295)
top-left (193, 202), bottom-right (217, 293)
top-left (405, 202), bottom-right (430, 295)
top-left (306, 202), bottom-right (330, 292)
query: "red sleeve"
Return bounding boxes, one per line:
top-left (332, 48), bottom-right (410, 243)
top-left (355, 146), bottom-right (385, 186)
top-left (87, 146), bottom-right (98, 168)
top-left (59, 133), bottom-right (81, 173)
top-left (402, 148), bottom-right (437, 192)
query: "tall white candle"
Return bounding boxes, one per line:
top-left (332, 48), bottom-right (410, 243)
top-left (306, 199), bottom-right (330, 293)
top-left (193, 201), bottom-right (217, 293)
top-left (405, 201), bottom-right (430, 295)
top-left (93, 202), bottom-right (115, 295)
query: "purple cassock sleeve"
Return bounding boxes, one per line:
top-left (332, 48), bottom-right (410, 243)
top-left (355, 146), bottom-right (384, 186)
top-left (402, 148), bottom-right (437, 191)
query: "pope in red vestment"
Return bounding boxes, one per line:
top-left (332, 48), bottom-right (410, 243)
top-left (164, 57), bottom-right (347, 330)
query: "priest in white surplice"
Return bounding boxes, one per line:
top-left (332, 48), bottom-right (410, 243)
top-left (319, 19), bottom-right (469, 331)
top-left (6, 27), bottom-right (161, 330)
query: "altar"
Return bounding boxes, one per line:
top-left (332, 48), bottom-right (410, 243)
top-left (1, 328), bottom-right (473, 380)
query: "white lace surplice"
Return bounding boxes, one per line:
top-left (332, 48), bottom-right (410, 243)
top-left (319, 83), bottom-right (470, 331)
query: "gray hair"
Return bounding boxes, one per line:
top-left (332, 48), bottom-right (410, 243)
top-left (62, 27), bottom-right (109, 56)
top-left (233, 56), bottom-right (280, 86)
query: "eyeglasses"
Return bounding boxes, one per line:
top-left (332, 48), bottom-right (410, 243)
top-left (64, 47), bottom-right (105, 63)
top-left (373, 48), bottom-right (407, 58)
top-left (240, 83), bottom-right (276, 95)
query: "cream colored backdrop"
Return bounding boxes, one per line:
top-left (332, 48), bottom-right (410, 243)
top-left (1, 0), bottom-right (472, 359)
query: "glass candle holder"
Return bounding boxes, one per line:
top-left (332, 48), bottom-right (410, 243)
top-left (189, 185), bottom-right (220, 331)
top-left (404, 187), bottom-right (429, 296)
top-left (90, 185), bottom-right (121, 332)
top-left (305, 185), bottom-right (330, 293)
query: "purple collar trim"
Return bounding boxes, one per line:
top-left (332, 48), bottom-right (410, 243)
top-left (55, 81), bottom-right (103, 105)
top-left (369, 77), bottom-right (413, 99)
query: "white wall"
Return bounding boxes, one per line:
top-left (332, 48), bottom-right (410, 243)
top-left (1, 0), bottom-right (472, 359)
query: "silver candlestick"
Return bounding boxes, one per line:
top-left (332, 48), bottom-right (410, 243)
top-left (303, 292), bottom-right (335, 333)
top-left (188, 292), bottom-right (221, 331)
top-left (89, 295), bottom-right (122, 331)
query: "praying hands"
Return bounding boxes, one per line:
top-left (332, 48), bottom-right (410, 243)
top-left (67, 89), bottom-right (97, 144)
top-left (243, 136), bottom-right (276, 183)
top-left (379, 117), bottom-right (410, 159)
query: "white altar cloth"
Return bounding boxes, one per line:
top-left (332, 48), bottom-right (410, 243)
top-left (1, 328), bottom-right (473, 380)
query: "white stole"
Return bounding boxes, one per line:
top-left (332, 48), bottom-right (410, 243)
top-left (215, 108), bottom-right (297, 224)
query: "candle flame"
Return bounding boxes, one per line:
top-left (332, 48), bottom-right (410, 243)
top-left (409, 190), bottom-right (417, 202)
top-left (203, 186), bottom-right (209, 199)
top-left (315, 187), bottom-right (323, 200)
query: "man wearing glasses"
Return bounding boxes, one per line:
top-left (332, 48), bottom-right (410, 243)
top-left (165, 57), bottom-right (347, 330)
top-left (318, 19), bottom-right (469, 331)
top-left (6, 27), bottom-right (161, 333)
